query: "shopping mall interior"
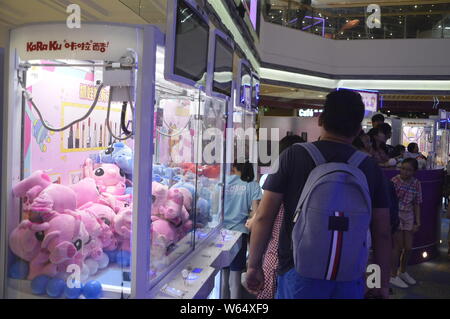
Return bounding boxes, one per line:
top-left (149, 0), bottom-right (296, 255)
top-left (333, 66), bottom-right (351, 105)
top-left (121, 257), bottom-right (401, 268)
top-left (0, 0), bottom-right (449, 300)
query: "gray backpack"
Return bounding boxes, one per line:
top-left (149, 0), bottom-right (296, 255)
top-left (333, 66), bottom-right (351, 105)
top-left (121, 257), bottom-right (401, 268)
top-left (292, 143), bottom-right (372, 282)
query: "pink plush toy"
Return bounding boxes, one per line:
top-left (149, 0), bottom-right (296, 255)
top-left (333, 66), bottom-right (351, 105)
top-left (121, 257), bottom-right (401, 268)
top-left (83, 158), bottom-right (127, 196)
top-left (9, 220), bottom-right (49, 262)
top-left (69, 210), bottom-right (104, 261)
top-left (79, 202), bottom-right (117, 251)
top-left (158, 188), bottom-right (184, 224)
top-left (12, 171), bottom-right (77, 220)
top-left (114, 206), bottom-right (132, 251)
top-left (151, 182), bottom-right (168, 217)
top-left (12, 170), bottom-right (52, 210)
top-left (150, 217), bottom-right (178, 253)
top-left (176, 187), bottom-right (193, 213)
top-left (69, 178), bottom-right (101, 208)
top-left (28, 211), bottom-right (89, 280)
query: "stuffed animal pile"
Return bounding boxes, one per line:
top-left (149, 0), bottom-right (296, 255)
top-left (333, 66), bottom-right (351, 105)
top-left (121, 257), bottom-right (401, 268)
top-left (8, 145), bottom-right (218, 296)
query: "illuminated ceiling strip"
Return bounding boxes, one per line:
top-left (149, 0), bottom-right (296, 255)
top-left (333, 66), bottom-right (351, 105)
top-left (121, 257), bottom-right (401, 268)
top-left (261, 68), bottom-right (450, 91)
top-left (260, 68), bottom-right (337, 89)
top-left (207, 0), bottom-right (259, 72)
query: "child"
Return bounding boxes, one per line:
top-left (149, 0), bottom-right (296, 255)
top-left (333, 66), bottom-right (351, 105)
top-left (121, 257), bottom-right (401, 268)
top-left (221, 160), bottom-right (261, 299)
top-left (390, 158), bottom-right (422, 288)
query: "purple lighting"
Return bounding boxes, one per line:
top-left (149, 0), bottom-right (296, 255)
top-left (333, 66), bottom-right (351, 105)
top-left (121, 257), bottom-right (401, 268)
top-left (289, 16), bottom-right (326, 37)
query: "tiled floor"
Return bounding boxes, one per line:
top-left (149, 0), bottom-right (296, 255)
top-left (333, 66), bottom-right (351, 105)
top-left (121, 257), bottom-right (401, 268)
top-left (390, 216), bottom-right (450, 299)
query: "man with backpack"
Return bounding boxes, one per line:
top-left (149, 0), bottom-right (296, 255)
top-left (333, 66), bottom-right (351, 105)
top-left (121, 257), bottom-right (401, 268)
top-left (246, 89), bottom-right (392, 299)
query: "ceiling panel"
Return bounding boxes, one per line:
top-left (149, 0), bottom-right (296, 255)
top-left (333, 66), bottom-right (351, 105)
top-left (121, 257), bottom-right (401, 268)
top-left (0, 0), bottom-right (167, 47)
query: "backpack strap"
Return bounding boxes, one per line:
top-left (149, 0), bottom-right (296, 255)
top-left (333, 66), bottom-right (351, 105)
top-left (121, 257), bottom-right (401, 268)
top-left (298, 143), bottom-right (326, 166)
top-left (347, 150), bottom-right (369, 168)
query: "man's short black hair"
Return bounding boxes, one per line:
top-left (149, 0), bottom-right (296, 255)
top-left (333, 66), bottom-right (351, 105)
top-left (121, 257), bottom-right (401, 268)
top-left (378, 122), bottom-right (392, 135)
top-left (371, 113), bottom-right (385, 124)
top-left (321, 89), bottom-right (365, 138)
top-left (407, 142), bottom-right (418, 153)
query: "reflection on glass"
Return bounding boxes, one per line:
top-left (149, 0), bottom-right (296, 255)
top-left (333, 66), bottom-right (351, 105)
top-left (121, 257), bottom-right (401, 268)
top-left (7, 59), bottom-right (134, 299)
top-left (264, 0), bottom-right (450, 40)
top-left (213, 37), bottom-right (233, 97)
top-left (151, 45), bottom-right (225, 283)
top-left (195, 97), bottom-right (226, 245)
top-left (151, 46), bottom-right (197, 282)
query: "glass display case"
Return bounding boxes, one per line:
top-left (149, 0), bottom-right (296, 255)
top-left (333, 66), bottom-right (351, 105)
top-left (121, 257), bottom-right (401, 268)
top-left (435, 112), bottom-right (449, 168)
top-left (1, 1), bottom-right (240, 301)
top-left (0, 23), bottom-right (159, 299)
top-left (147, 0), bottom-right (228, 290)
top-left (401, 119), bottom-right (436, 157)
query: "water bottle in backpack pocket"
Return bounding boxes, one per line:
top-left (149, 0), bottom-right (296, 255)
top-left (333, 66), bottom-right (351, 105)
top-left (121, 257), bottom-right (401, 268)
top-left (292, 143), bottom-right (372, 282)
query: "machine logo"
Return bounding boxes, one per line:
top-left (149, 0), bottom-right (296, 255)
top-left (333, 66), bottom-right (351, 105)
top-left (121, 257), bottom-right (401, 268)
top-left (67, 4), bottom-right (81, 29)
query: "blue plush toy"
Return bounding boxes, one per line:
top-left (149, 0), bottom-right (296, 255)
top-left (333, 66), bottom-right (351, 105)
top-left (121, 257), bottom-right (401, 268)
top-left (172, 181), bottom-right (195, 199)
top-left (196, 197), bottom-right (212, 226)
top-left (91, 142), bottom-right (134, 178)
top-left (83, 280), bottom-right (103, 299)
top-left (116, 250), bottom-right (131, 267)
top-left (64, 282), bottom-right (83, 299)
top-left (112, 142), bottom-right (133, 177)
top-left (46, 278), bottom-right (66, 298)
top-left (8, 259), bottom-right (29, 279)
top-left (31, 275), bottom-right (51, 295)
top-left (104, 250), bottom-right (118, 264)
top-left (152, 164), bottom-right (165, 177)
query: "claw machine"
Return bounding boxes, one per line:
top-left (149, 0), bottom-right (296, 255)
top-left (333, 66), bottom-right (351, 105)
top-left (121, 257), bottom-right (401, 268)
top-left (148, 0), bottom-right (242, 299)
top-left (435, 110), bottom-right (449, 168)
top-left (0, 22), bottom-right (160, 299)
top-left (401, 118), bottom-right (436, 157)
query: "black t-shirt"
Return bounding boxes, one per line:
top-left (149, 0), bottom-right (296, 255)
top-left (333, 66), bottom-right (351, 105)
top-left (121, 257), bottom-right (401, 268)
top-left (262, 140), bottom-right (390, 275)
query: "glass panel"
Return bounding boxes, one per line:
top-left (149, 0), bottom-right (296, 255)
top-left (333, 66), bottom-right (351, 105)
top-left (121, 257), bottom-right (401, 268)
top-left (402, 120), bottom-right (435, 157)
top-left (264, 0), bottom-right (450, 40)
top-left (435, 123), bottom-right (449, 167)
top-left (6, 58), bottom-right (135, 298)
top-left (194, 96), bottom-right (226, 245)
top-left (150, 46), bottom-right (197, 283)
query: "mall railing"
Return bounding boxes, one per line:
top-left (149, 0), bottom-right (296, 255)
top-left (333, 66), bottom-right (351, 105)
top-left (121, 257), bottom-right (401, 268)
top-left (264, 1), bottom-right (450, 40)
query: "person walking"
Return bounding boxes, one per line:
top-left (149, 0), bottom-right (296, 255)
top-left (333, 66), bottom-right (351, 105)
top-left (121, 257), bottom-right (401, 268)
top-left (246, 89), bottom-right (391, 299)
